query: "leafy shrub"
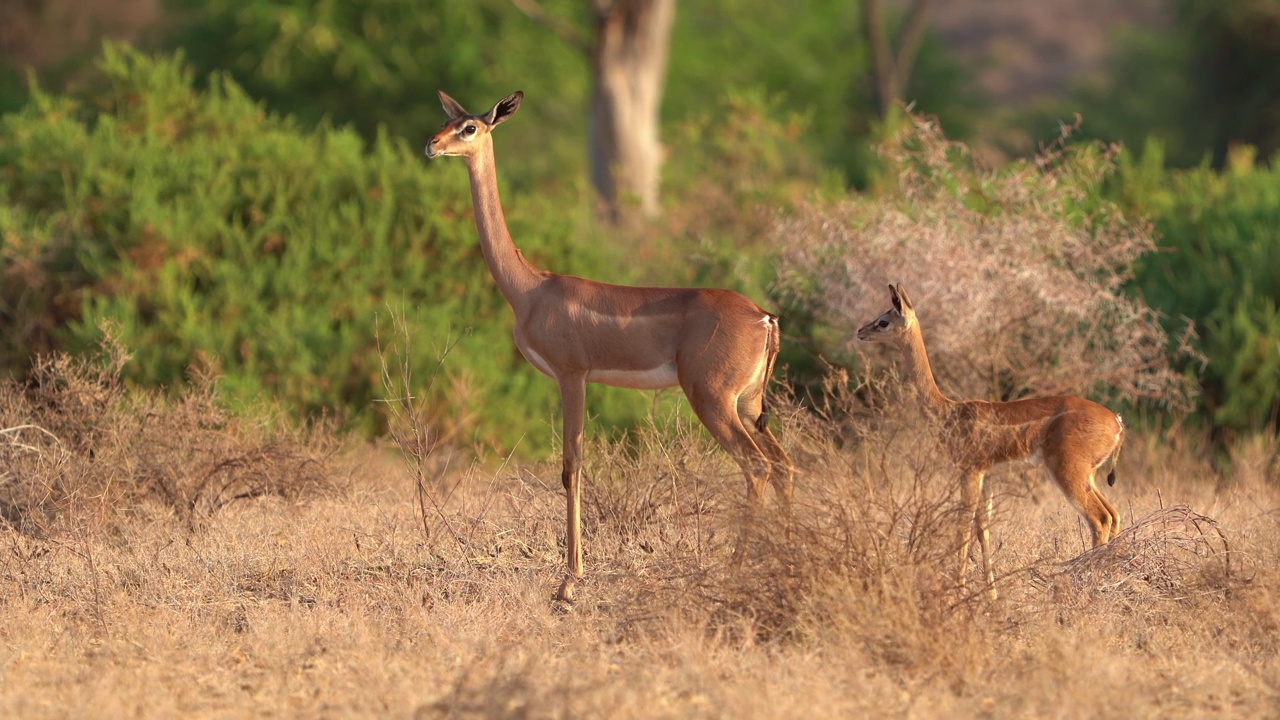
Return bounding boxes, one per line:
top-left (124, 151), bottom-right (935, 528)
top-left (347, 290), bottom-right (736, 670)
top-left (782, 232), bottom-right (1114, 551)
top-left (1176, 0), bottom-right (1280, 165)
top-left (668, 0), bottom-right (985, 188)
top-left (1047, 25), bottom-right (1203, 169)
top-left (166, 0), bottom-right (589, 192)
top-left (0, 44), bottom-right (648, 449)
top-left (1116, 141), bottom-right (1280, 436)
top-left (1044, 0), bottom-right (1280, 172)
top-left (775, 113), bottom-right (1192, 410)
top-left (651, 90), bottom-right (843, 297)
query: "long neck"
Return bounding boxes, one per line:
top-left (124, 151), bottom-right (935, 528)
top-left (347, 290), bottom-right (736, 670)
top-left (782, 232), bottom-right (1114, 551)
top-left (462, 141), bottom-right (542, 308)
top-left (899, 322), bottom-right (951, 413)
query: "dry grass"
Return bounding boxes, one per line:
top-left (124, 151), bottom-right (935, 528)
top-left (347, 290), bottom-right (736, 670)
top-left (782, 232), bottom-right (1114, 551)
top-left (0, 353), bottom-right (1278, 718)
top-left (0, 334), bottom-right (336, 537)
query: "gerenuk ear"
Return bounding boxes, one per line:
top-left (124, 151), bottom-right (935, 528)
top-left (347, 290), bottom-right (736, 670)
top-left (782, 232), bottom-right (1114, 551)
top-left (484, 91), bottom-right (524, 127)
top-left (895, 283), bottom-right (915, 312)
top-left (439, 90), bottom-right (468, 120)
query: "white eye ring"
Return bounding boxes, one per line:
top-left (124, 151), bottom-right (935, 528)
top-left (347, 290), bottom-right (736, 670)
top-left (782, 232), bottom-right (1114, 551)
top-left (462, 125), bottom-right (477, 137)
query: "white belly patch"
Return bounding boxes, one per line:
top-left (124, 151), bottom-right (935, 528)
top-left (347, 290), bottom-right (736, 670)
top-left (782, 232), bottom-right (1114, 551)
top-left (519, 345), bottom-right (558, 379)
top-left (519, 342), bottom-right (678, 390)
top-left (587, 364), bottom-right (679, 390)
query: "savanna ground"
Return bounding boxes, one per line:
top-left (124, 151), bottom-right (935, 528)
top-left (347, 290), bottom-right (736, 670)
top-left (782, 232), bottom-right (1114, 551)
top-left (0, 344), bottom-right (1277, 719)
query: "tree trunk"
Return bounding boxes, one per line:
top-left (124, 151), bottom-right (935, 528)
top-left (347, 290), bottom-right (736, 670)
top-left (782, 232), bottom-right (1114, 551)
top-left (589, 0), bottom-right (676, 221)
top-left (863, 0), bottom-right (935, 119)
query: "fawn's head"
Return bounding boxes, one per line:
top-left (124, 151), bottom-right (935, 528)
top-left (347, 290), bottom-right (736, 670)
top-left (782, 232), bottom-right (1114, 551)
top-left (425, 90), bottom-right (523, 159)
top-left (857, 283), bottom-right (918, 344)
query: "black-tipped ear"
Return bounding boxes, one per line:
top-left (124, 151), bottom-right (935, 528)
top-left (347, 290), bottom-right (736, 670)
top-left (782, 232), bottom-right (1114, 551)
top-left (439, 91), bottom-right (468, 120)
top-left (889, 284), bottom-right (902, 312)
top-left (484, 91), bottom-right (523, 127)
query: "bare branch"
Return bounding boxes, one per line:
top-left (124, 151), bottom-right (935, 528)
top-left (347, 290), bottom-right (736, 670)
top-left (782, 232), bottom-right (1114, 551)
top-left (892, 0), bottom-right (935, 101)
top-left (863, 0), bottom-right (895, 118)
top-left (863, 0), bottom-right (935, 119)
top-left (510, 0), bottom-right (591, 55)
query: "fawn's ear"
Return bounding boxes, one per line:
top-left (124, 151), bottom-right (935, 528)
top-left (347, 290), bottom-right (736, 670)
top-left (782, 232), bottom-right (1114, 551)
top-left (484, 91), bottom-right (523, 127)
top-left (439, 91), bottom-right (468, 120)
top-left (895, 283), bottom-right (915, 312)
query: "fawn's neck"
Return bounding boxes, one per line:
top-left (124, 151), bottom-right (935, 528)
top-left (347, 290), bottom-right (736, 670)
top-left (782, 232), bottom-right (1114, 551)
top-left (899, 324), bottom-right (951, 413)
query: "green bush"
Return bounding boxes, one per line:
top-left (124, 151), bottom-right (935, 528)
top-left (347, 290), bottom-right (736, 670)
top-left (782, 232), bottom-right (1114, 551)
top-left (166, 0), bottom-right (590, 192)
top-left (1116, 141), bottom-right (1280, 436)
top-left (1042, 0), bottom-right (1280, 171)
top-left (0, 44), bottom-right (651, 450)
top-left (668, 0), bottom-right (984, 188)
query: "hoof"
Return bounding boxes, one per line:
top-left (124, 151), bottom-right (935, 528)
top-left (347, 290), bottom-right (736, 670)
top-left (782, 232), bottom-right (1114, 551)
top-left (555, 577), bottom-right (577, 604)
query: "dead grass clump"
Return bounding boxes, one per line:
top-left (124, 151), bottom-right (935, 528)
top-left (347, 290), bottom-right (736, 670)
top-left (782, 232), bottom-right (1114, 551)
top-left (786, 412), bottom-right (996, 668)
top-left (419, 643), bottom-right (613, 720)
top-left (581, 410), bottom-right (742, 566)
top-left (1034, 505), bottom-right (1234, 610)
top-left (607, 396), bottom-right (982, 647)
top-left (0, 335), bottom-right (337, 536)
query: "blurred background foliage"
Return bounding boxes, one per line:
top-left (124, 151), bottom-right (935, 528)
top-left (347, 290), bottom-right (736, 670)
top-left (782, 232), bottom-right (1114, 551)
top-left (1, 0), bottom-right (1279, 454)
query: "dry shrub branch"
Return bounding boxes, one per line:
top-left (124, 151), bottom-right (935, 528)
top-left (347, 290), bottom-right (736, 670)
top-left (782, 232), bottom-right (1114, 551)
top-left (375, 310), bottom-right (506, 558)
top-left (596, 387), bottom-right (976, 644)
top-left (777, 112), bottom-right (1195, 408)
top-left (1046, 504), bottom-right (1234, 606)
top-left (0, 330), bottom-right (336, 535)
